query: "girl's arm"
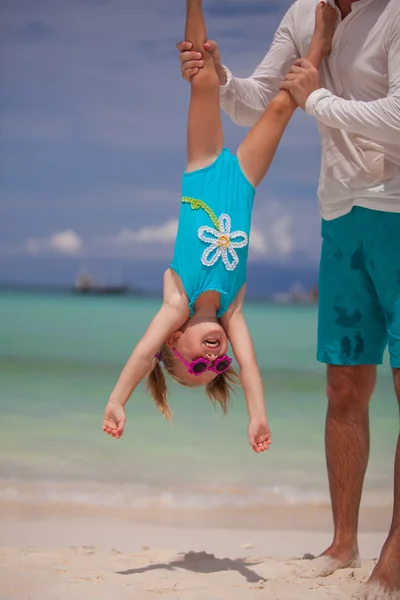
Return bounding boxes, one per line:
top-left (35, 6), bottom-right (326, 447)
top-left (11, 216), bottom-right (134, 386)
top-left (220, 286), bottom-right (267, 423)
top-left (108, 270), bottom-right (189, 408)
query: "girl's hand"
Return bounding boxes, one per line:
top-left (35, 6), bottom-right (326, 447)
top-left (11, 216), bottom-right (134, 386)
top-left (102, 401), bottom-right (126, 439)
top-left (248, 417), bottom-right (272, 453)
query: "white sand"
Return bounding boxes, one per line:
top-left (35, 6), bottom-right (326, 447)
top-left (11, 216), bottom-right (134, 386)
top-left (1, 511), bottom-right (399, 600)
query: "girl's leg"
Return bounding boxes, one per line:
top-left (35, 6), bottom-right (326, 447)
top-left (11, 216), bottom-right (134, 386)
top-left (237, 2), bottom-right (337, 188)
top-left (185, 0), bottom-right (223, 173)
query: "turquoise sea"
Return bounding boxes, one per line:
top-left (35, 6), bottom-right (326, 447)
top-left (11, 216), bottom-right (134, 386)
top-left (0, 291), bottom-right (397, 512)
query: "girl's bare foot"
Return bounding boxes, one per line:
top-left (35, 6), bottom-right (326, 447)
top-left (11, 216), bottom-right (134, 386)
top-left (314, 1), bottom-right (338, 56)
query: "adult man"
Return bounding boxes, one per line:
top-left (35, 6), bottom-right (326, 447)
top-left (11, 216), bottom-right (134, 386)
top-left (177, 0), bottom-right (400, 594)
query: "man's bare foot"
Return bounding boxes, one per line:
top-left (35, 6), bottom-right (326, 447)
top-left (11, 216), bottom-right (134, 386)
top-left (298, 543), bottom-right (360, 578)
top-left (365, 535), bottom-right (400, 598)
top-left (353, 582), bottom-right (400, 600)
top-left (313, 1), bottom-right (338, 56)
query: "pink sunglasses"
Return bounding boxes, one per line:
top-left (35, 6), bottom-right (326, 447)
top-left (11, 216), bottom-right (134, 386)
top-left (172, 348), bottom-right (232, 375)
top-left (155, 348), bottom-right (232, 375)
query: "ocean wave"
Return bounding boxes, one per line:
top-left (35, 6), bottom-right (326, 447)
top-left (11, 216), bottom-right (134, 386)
top-left (0, 478), bottom-right (392, 511)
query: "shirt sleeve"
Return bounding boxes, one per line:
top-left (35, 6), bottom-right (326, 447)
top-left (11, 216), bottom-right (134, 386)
top-left (305, 17), bottom-right (400, 144)
top-left (219, 3), bottom-right (300, 127)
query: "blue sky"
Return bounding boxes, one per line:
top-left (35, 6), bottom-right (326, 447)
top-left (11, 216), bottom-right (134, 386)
top-left (0, 0), bottom-right (324, 288)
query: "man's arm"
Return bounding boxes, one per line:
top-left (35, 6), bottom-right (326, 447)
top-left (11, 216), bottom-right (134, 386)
top-left (291, 20), bottom-right (400, 143)
top-left (220, 4), bottom-right (299, 127)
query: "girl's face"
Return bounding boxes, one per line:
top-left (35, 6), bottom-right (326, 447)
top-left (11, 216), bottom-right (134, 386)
top-left (167, 316), bottom-right (229, 385)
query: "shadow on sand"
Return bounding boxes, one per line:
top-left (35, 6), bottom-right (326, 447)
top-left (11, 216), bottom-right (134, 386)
top-left (116, 550), bottom-right (266, 583)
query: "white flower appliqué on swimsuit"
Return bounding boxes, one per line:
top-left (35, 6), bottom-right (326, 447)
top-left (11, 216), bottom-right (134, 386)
top-left (182, 197), bottom-right (248, 272)
top-left (198, 214), bottom-right (248, 272)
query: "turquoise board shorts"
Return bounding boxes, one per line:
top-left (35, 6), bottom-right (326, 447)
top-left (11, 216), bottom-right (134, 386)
top-left (318, 206), bottom-right (400, 368)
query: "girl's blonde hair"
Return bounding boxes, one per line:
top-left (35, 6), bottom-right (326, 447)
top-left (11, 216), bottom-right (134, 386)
top-left (146, 343), bottom-right (238, 420)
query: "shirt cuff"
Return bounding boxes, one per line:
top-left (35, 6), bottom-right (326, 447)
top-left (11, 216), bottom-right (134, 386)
top-left (219, 66), bottom-right (233, 96)
top-left (305, 88), bottom-right (333, 116)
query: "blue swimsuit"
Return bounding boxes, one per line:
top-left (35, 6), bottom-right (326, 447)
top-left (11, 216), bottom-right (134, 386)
top-left (171, 149), bottom-right (255, 317)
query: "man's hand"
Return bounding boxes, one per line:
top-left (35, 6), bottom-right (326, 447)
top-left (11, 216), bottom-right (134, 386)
top-left (103, 401), bottom-right (126, 439)
top-left (248, 417), bottom-right (272, 454)
top-left (280, 58), bottom-right (321, 110)
top-left (176, 40), bottom-right (227, 84)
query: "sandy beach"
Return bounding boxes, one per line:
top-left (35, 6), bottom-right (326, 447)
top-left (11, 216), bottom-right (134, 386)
top-left (1, 293), bottom-right (399, 600)
top-left (1, 502), bottom-right (397, 600)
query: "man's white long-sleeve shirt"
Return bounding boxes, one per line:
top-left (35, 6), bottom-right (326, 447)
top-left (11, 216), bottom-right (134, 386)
top-left (220, 0), bottom-right (400, 220)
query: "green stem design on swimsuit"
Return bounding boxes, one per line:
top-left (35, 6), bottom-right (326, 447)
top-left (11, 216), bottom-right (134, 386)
top-left (182, 196), bottom-right (220, 231)
top-left (182, 196), bottom-right (249, 272)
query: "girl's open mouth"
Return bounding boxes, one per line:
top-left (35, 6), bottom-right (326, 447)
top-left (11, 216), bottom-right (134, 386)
top-left (203, 339), bottom-right (220, 350)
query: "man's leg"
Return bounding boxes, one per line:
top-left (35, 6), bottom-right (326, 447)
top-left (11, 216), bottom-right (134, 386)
top-left (301, 209), bottom-right (387, 578)
top-left (301, 364), bottom-right (376, 578)
top-left (367, 367), bottom-right (400, 594)
top-left (325, 364), bottom-right (376, 562)
top-left (359, 206), bottom-right (400, 594)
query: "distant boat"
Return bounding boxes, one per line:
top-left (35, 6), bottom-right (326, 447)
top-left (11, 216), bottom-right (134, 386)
top-left (73, 271), bottom-right (129, 295)
top-left (271, 282), bottom-right (318, 305)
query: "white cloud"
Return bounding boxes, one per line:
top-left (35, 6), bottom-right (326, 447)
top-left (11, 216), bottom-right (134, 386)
top-left (248, 227), bottom-right (268, 254)
top-left (108, 219), bottom-right (178, 245)
top-left (107, 215), bottom-right (294, 260)
top-left (268, 215), bottom-right (293, 255)
top-left (104, 211), bottom-right (295, 260)
top-left (249, 203), bottom-right (294, 260)
top-left (19, 210), bottom-right (310, 263)
top-left (18, 199), bottom-right (321, 265)
top-left (25, 230), bottom-right (83, 255)
top-left (247, 197), bottom-right (322, 263)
